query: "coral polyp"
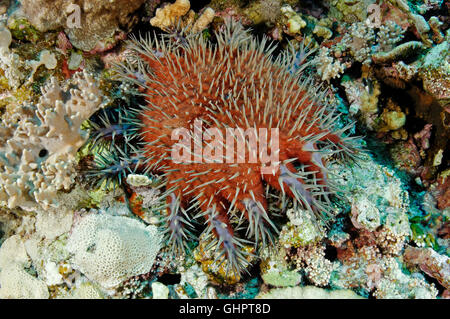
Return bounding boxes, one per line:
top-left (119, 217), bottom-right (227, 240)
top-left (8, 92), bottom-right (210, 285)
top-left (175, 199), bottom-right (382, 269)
top-left (113, 21), bottom-right (359, 276)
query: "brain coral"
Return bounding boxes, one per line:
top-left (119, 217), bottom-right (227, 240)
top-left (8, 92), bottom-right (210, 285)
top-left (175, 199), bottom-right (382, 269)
top-left (111, 21), bottom-right (359, 276)
top-left (67, 214), bottom-right (162, 288)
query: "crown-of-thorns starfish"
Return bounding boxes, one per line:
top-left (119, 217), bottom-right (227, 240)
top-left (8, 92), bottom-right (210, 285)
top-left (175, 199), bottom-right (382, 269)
top-left (113, 21), bottom-right (360, 276)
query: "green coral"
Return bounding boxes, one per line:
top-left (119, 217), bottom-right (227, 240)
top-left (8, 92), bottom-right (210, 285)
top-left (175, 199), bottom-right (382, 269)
top-left (262, 269), bottom-right (302, 287)
top-left (260, 246), bottom-right (301, 287)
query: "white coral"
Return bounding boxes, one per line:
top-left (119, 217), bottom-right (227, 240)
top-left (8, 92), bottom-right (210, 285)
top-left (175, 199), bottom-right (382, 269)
top-left (67, 214), bottom-right (162, 288)
top-left (0, 71), bottom-right (103, 210)
top-left (0, 235), bottom-right (49, 299)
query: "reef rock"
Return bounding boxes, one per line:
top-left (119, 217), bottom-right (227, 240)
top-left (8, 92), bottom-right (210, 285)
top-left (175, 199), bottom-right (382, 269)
top-left (18, 0), bottom-right (146, 51)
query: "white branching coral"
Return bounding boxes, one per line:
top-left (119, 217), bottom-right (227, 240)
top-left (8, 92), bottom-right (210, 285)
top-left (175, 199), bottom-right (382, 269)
top-left (67, 213), bottom-right (162, 288)
top-left (0, 72), bottom-right (103, 210)
top-left (315, 47), bottom-right (346, 81)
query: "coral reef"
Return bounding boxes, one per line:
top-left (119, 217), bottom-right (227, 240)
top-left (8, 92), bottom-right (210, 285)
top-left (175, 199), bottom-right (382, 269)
top-left (0, 0), bottom-right (448, 300)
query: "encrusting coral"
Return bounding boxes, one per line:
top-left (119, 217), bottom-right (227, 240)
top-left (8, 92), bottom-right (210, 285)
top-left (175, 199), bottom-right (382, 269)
top-left (0, 234), bottom-right (49, 298)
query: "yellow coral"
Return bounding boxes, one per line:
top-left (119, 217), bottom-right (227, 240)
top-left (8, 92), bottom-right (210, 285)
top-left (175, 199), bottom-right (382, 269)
top-left (150, 0), bottom-right (214, 33)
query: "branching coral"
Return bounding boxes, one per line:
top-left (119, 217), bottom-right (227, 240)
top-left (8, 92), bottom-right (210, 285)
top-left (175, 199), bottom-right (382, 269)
top-left (341, 22), bottom-right (376, 64)
top-left (0, 71), bottom-right (103, 210)
top-left (377, 21), bottom-right (406, 52)
top-left (315, 47), bottom-right (347, 81)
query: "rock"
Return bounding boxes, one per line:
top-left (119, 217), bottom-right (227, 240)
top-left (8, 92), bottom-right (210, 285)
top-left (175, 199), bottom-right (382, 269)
top-left (18, 0), bottom-right (146, 51)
